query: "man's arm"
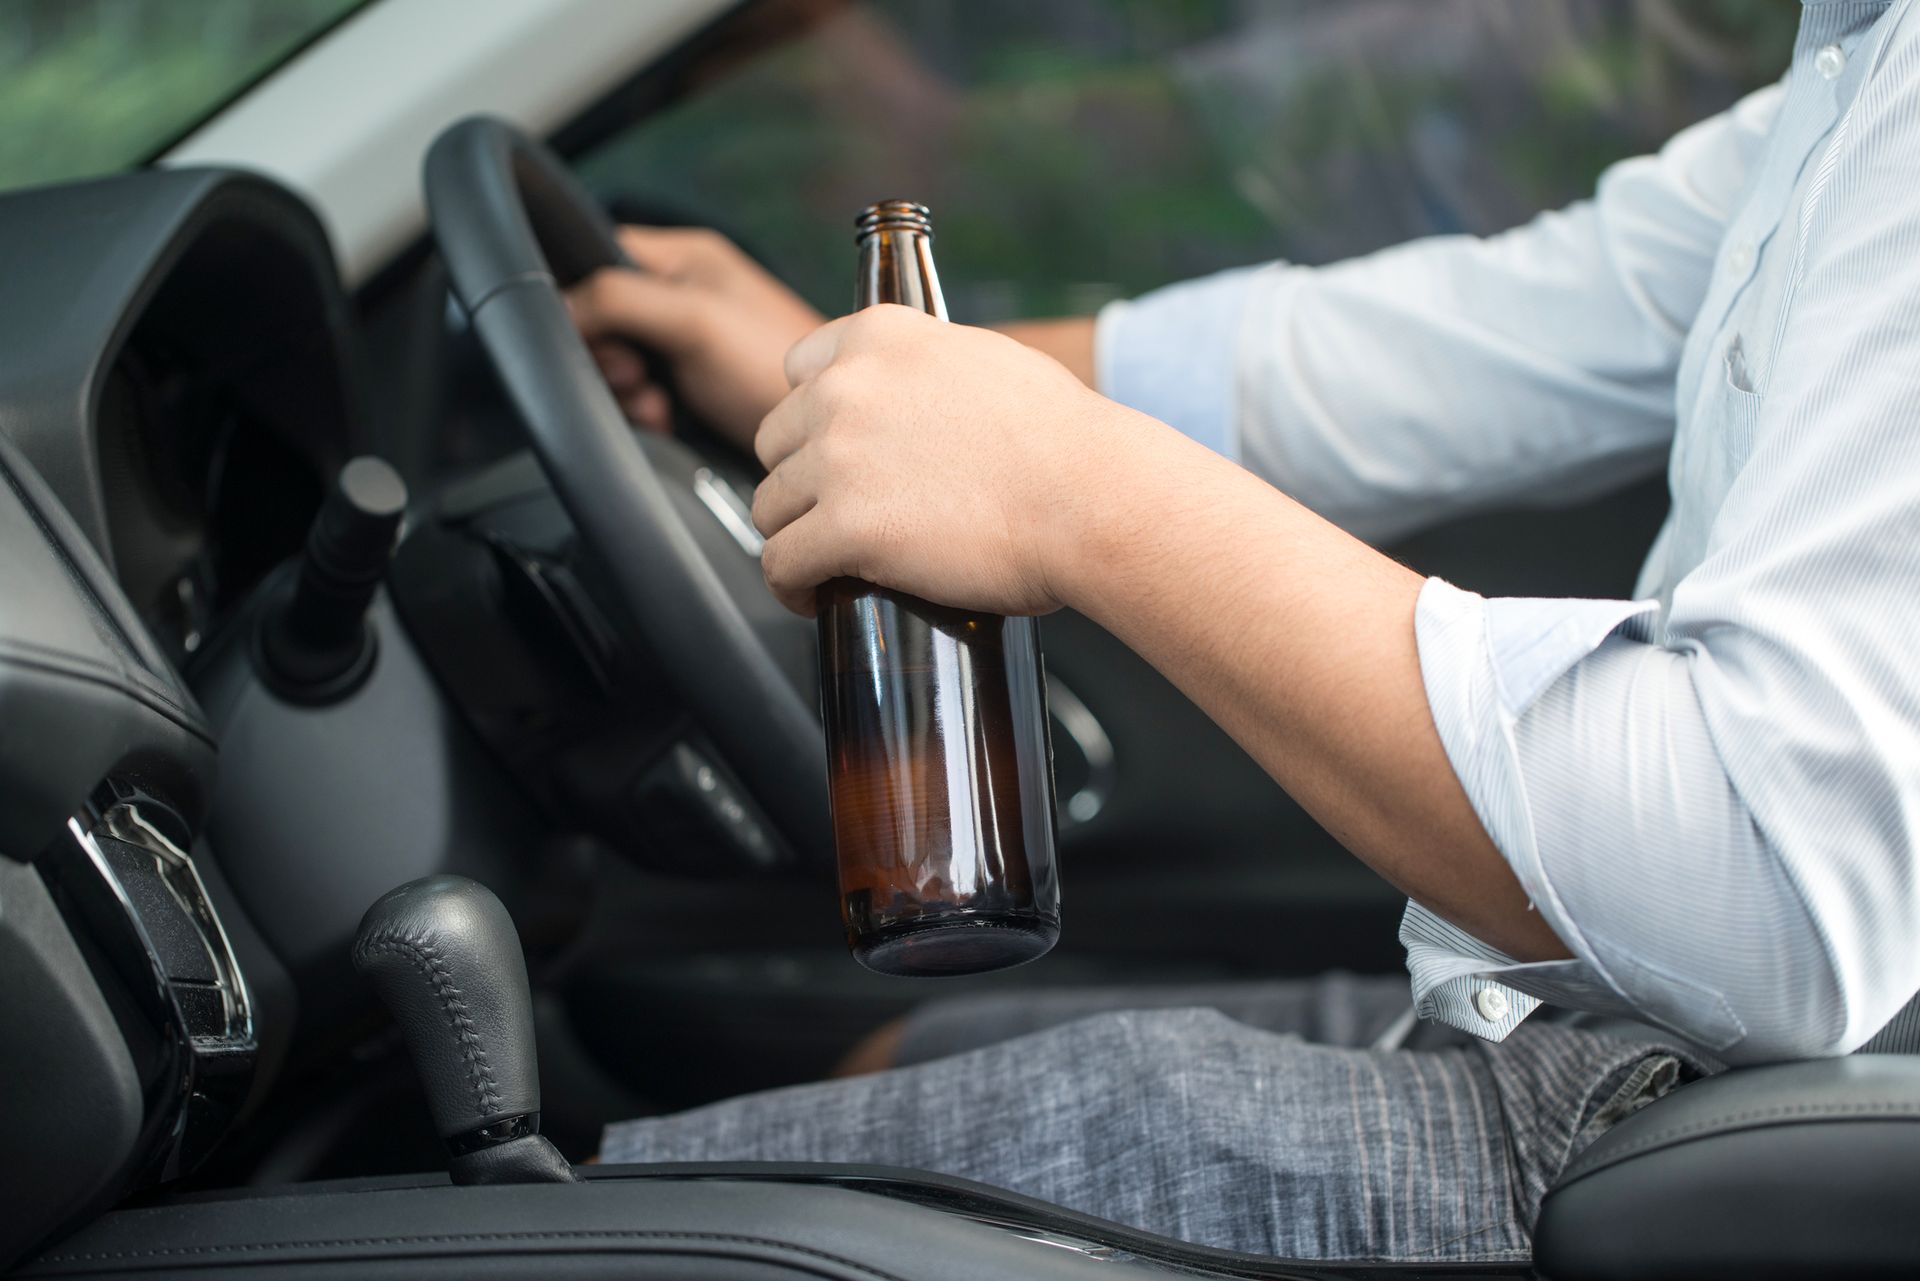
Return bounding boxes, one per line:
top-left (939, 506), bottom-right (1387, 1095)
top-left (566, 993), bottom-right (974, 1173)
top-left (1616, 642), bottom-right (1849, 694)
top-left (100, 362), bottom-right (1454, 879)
top-left (755, 21), bottom-right (1920, 1063)
top-left (572, 82), bottom-right (1778, 531)
top-left (1057, 414), bottom-right (1571, 963)
top-left (962, 84), bottom-right (1782, 541)
top-left (1094, 83), bottom-right (1783, 540)
top-left (751, 310), bottom-right (1567, 963)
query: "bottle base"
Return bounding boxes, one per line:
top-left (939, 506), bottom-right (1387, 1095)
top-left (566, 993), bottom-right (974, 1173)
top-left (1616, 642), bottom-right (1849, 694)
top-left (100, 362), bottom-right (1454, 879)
top-left (851, 914), bottom-right (1059, 977)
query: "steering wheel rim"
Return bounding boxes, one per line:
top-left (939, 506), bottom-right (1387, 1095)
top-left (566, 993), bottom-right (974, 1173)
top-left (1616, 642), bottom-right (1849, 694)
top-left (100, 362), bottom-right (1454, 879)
top-left (422, 115), bottom-right (831, 864)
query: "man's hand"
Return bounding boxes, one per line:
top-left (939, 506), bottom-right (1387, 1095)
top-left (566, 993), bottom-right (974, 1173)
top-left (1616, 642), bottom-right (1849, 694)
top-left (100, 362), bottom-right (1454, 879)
top-left (751, 305), bottom-right (1136, 617)
top-left (566, 226), bottom-right (825, 451)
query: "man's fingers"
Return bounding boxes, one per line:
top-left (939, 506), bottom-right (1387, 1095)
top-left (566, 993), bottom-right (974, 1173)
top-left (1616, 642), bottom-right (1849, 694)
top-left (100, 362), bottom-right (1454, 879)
top-left (753, 391), bottom-right (813, 472)
top-left (566, 268), bottom-right (694, 350)
top-left (616, 224), bottom-right (725, 278)
top-left (615, 225), bottom-right (692, 275)
top-left (587, 336), bottom-right (674, 431)
top-left (760, 510), bottom-right (840, 617)
top-left (783, 313), bottom-right (857, 388)
top-left (750, 450), bottom-right (820, 539)
top-left (616, 225), bottom-right (671, 270)
top-left (631, 385), bottom-right (672, 434)
top-left (590, 338), bottom-right (647, 393)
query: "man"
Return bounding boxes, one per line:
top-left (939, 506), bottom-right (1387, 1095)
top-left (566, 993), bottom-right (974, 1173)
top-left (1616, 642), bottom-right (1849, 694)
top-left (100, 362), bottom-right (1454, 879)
top-left (570, 0), bottom-right (1920, 1262)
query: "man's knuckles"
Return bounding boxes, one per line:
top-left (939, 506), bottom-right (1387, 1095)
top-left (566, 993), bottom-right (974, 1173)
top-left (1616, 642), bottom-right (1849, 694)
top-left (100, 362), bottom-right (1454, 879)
top-left (748, 481), bottom-right (780, 538)
top-left (842, 303), bottom-right (936, 348)
top-left (679, 225), bottom-right (731, 258)
top-left (619, 224), bottom-right (728, 267)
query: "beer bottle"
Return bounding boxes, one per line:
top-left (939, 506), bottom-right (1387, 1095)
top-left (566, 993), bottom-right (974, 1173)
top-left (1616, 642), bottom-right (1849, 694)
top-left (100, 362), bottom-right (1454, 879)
top-left (818, 199), bottom-right (1061, 976)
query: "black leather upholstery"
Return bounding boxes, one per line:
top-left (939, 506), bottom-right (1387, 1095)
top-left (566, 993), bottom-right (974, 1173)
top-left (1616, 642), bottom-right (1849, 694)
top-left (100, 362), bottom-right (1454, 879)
top-left (351, 877), bottom-right (540, 1140)
top-left (16, 1175), bottom-right (1183, 1280)
top-left (1534, 1055), bottom-right (1920, 1280)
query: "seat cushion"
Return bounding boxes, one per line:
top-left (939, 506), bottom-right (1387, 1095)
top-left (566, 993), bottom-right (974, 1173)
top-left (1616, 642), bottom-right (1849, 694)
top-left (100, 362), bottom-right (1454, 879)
top-left (1534, 1055), bottom-right (1920, 1280)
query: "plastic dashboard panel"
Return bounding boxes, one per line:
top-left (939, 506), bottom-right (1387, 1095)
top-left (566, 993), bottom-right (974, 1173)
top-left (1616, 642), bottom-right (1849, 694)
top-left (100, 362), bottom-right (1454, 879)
top-left (0, 430), bottom-right (212, 1270)
top-left (0, 429), bottom-right (214, 861)
top-left (0, 167), bottom-right (359, 574)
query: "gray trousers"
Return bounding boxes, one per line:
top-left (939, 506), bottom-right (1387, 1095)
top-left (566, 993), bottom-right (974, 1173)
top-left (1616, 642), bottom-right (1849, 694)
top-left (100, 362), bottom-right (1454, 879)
top-left (599, 973), bottom-right (1692, 1263)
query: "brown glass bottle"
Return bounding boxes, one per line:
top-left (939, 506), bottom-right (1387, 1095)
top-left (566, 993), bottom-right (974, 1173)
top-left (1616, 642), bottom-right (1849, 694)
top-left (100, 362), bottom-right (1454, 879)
top-left (820, 200), bottom-right (1061, 976)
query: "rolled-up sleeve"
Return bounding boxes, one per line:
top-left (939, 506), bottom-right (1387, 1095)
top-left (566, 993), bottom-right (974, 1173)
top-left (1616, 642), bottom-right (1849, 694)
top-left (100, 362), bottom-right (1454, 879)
top-left (1401, 23), bottom-right (1920, 1065)
top-left (1408, 568), bottom-right (1911, 1064)
top-left (1406, 582), bottom-right (1764, 1051)
top-left (1403, 584), bottom-right (1661, 1043)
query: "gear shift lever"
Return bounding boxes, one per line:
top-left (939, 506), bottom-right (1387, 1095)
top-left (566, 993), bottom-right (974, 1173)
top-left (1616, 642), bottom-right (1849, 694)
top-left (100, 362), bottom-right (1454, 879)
top-left (352, 875), bottom-right (576, 1184)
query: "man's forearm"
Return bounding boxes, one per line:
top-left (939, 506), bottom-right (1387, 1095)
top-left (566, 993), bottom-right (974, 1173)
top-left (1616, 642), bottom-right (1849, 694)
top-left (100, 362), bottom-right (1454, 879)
top-left (1049, 411), bottom-right (1569, 962)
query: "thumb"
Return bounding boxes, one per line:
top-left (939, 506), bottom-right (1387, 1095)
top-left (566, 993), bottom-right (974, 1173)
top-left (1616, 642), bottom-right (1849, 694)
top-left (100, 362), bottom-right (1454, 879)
top-left (760, 510), bottom-right (840, 617)
top-left (566, 267), bottom-right (699, 353)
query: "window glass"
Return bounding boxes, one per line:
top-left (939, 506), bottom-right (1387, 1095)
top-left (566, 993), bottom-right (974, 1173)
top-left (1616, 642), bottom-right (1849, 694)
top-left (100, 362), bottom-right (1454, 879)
top-left (0, 0), bottom-right (366, 193)
top-left (578, 0), bottom-right (1794, 321)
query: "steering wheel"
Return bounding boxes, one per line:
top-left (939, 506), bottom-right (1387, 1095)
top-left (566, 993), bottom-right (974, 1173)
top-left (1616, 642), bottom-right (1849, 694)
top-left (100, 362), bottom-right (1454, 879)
top-left (422, 116), bottom-right (831, 864)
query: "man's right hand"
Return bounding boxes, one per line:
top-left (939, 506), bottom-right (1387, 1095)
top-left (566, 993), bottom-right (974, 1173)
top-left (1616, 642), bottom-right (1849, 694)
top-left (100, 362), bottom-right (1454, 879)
top-left (567, 226), bottom-right (826, 452)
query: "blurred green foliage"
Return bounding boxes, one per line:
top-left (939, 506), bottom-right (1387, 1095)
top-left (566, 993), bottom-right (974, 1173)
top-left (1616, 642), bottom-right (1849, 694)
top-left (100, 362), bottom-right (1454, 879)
top-left (580, 0), bottom-right (1800, 321)
top-left (0, 0), bottom-right (361, 191)
top-left (0, 0), bottom-right (1801, 311)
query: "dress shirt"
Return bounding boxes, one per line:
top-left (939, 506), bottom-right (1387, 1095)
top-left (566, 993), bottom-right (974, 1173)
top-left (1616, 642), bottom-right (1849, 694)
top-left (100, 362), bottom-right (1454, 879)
top-left (1095, 0), bottom-right (1920, 1064)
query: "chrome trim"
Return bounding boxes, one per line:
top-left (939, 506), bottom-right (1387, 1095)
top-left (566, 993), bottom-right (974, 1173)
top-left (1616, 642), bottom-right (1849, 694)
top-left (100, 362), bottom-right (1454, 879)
top-left (1045, 678), bottom-right (1115, 828)
top-left (67, 816), bottom-right (180, 1032)
top-left (58, 800), bottom-right (259, 1184)
top-left (692, 467), bottom-right (765, 557)
top-left (101, 802), bottom-right (254, 1045)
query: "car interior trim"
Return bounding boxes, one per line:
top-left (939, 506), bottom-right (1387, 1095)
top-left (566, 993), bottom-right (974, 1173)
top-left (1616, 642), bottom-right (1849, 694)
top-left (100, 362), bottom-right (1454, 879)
top-left (162, 0), bottom-right (735, 284)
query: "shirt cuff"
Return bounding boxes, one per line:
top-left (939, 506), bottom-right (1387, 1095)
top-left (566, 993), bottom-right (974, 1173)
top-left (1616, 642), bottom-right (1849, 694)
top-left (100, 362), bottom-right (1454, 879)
top-left (1400, 903), bottom-right (1542, 1039)
top-left (1094, 265), bottom-right (1263, 461)
top-left (1402, 578), bottom-right (1659, 1039)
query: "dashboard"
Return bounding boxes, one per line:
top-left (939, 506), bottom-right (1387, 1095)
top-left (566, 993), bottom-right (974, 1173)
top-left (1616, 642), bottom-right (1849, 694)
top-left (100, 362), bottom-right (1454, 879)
top-left (0, 164), bottom-right (363, 1268)
top-left (0, 167), bottom-right (360, 668)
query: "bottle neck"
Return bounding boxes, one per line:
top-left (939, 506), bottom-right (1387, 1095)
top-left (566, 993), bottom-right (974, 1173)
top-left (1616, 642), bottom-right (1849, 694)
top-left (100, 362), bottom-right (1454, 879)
top-left (855, 227), bottom-right (948, 319)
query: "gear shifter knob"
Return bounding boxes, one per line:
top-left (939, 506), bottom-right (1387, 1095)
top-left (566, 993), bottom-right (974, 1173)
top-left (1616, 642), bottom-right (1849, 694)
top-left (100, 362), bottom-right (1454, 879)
top-left (352, 875), bottom-right (575, 1183)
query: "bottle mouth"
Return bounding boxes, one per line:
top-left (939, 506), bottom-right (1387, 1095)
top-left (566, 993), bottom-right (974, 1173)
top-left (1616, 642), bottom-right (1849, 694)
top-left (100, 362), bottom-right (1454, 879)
top-left (856, 199), bottom-right (932, 241)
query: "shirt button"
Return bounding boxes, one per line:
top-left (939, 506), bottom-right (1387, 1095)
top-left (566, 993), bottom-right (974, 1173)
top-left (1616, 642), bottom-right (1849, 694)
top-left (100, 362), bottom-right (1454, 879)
top-left (1473, 987), bottom-right (1511, 1023)
top-left (1727, 241), bottom-right (1754, 275)
top-left (1815, 43), bottom-right (1846, 80)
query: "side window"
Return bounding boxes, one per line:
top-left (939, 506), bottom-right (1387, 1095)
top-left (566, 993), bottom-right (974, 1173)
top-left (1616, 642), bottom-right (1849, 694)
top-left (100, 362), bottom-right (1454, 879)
top-left (575, 0), bottom-right (1793, 321)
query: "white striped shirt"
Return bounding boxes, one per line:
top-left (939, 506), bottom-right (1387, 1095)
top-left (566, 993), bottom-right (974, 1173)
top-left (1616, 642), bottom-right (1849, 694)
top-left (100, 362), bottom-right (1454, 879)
top-left (1094, 0), bottom-right (1920, 1064)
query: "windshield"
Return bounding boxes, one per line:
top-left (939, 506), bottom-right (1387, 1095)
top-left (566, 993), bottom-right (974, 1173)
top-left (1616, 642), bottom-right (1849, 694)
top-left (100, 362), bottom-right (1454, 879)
top-left (0, 0), bottom-right (368, 193)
